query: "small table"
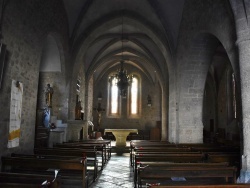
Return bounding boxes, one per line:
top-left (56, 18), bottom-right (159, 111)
top-left (104, 129), bottom-right (138, 147)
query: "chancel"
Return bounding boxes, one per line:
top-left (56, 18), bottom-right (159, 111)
top-left (104, 129), bottom-right (138, 147)
top-left (1, 1), bottom-right (250, 187)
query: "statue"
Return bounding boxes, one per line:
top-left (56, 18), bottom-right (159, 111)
top-left (43, 107), bottom-right (50, 128)
top-left (75, 95), bottom-right (82, 120)
top-left (93, 103), bottom-right (105, 131)
top-left (45, 84), bottom-right (53, 108)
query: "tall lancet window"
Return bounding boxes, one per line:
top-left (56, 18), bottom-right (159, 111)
top-left (111, 77), bottom-right (119, 114)
top-left (131, 77), bottom-right (138, 114)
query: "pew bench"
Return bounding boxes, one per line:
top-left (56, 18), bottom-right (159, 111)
top-left (191, 147), bottom-right (240, 153)
top-left (134, 153), bottom-right (206, 186)
top-left (135, 162), bottom-right (230, 187)
top-left (137, 166), bottom-right (237, 188)
top-left (130, 141), bottom-right (219, 165)
top-left (1, 156), bottom-right (88, 188)
top-left (12, 152), bottom-right (98, 183)
top-left (132, 147), bottom-right (194, 167)
top-left (149, 184), bottom-right (250, 188)
top-left (0, 182), bottom-right (52, 188)
top-left (65, 139), bottom-right (112, 160)
top-left (34, 148), bottom-right (99, 181)
top-left (207, 153), bottom-right (240, 165)
top-left (130, 141), bottom-right (177, 162)
top-left (62, 141), bottom-right (109, 160)
top-left (130, 141), bottom-right (239, 167)
top-left (0, 172), bottom-right (60, 188)
top-left (54, 143), bottom-right (106, 169)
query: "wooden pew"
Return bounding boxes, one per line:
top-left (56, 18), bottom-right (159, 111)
top-left (0, 182), bottom-right (52, 188)
top-left (134, 153), bottom-right (205, 171)
top-left (207, 153), bottom-right (240, 164)
top-left (65, 139), bottom-right (112, 160)
top-left (34, 148), bottom-right (99, 181)
top-left (138, 161), bottom-right (230, 169)
top-left (130, 140), bottom-right (191, 166)
top-left (136, 162), bottom-right (230, 187)
top-left (137, 165), bottom-right (237, 188)
top-left (132, 147), bottom-right (194, 167)
top-left (54, 143), bottom-right (106, 169)
top-left (130, 140), bottom-right (240, 188)
top-left (1, 156), bottom-right (87, 188)
top-left (130, 140), bottom-right (220, 166)
top-left (11, 151), bottom-right (98, 181)
top-left (134, 153), bottom-right (206, 187)
top-left (0, 172), bottom-right (60, 188)
top-left (149, 184), bottom-right (250, 188)
top-left (130, 141), bottom-right (239, 166)
top-left (191, 147), bottom-right (240, 153)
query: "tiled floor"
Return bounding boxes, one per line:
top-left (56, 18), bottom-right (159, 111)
top-left (89, 152), bottom-right (134, 188)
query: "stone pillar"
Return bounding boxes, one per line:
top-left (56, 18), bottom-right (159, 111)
top-left (237, 39), bottom-right (250, 182)
top-left (161, 86), bottom-right (168, 141)
top-left (230, 0), bottom-right (250, 182)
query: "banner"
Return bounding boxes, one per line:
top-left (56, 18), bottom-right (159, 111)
top-left (8, 80), bottom-right (23, 148)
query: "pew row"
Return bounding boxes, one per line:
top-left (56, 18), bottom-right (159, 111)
top-left (0, 172), bottom-right (60, 188)
top-left (131, 142), bottom-right (240, 167)
top-left (54, 143), bottom-right (106, 169)
top-left (134, 153), bottom-right (206, 187)
top-left (34, 148), bottom-right (99, 181)
top-left (64, 139), bottom-right (112, 160)
top-left (136, 162), bottom-right (232, 187)
top-left (11, 152), bottom-right (98, 183)
top-left (138, 166), bottom-right (237, 188)
top-left (130, 140), bottom-right (239, 167)
top-left (149, 185), bottom-right (250, 188)
top-left (1, 156), bottom-right (88, 188)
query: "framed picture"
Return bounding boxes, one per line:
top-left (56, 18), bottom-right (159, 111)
top-left (0, 43), bottom-right (6, 89)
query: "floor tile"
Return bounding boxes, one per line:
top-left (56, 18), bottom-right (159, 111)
top-left (89, 152), bottom-right (134, 188)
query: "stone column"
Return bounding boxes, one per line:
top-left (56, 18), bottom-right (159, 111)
top-left (237, 39), bottom-right (250, 182)
top-left (230, 0), bottom-right (250, 182)
top-left (161, 85), bottom-right (168, 141)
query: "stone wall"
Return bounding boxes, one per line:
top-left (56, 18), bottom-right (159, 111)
top-left (0, 0), bottom-right (69, 161)
top-left (93, 65), bottom-right (161, 132)
top-left (175, 0), bottom-right (237, 143)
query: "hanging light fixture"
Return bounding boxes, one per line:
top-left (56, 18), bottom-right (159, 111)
top-left (109, 10), bottom-right (133, 97)
top-left (116, 60), bottom-right (133, 97)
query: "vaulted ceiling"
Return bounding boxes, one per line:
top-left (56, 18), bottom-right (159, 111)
top-left (62, 0), bottom-right (185, 82)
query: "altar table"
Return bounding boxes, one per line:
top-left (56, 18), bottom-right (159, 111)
top-left (104, 129), bottom-right (138, 147)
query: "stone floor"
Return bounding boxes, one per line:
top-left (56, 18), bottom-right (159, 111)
top-left (89, 152), bottom-right (134, 188)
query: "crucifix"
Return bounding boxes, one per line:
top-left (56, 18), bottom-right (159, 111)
top-left (93, 103), bottom-right (105, 131)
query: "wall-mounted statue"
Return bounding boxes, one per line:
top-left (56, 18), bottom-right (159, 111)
top-left (43, 107), bottom-right (50, 128)
top-left (75, 94), bottom-right (82, 120)
top-left (45, 84), bottom-right (53, 108)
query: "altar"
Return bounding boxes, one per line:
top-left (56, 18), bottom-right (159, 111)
top-left (104, 129), bottom-right (138, 147)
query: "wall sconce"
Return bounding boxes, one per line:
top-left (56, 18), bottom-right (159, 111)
top-left (147, 95), bottom-right (152, 107)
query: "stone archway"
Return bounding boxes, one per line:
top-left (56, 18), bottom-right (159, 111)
top-left (69, 12), bottom-right (174, 141)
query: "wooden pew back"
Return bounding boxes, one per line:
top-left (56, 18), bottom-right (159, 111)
top-left (0, 172), bottom-right (60, 188)
top-left (138, 166), bottom-right (237, 187)
top-left (1, 156), bottom-right (87, 188)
